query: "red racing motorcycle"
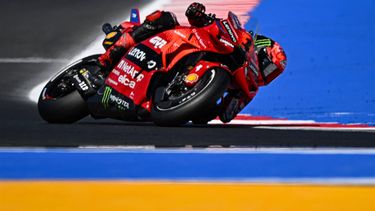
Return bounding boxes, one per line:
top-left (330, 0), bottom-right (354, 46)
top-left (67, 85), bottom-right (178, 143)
top-left (38, 11), bottom-right (284, 126)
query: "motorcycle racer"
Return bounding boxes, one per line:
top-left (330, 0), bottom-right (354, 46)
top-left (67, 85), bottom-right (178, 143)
top-left (97, 2), bottom-right (287, 123)
top-left (219, 33), bottom-right (287, 122)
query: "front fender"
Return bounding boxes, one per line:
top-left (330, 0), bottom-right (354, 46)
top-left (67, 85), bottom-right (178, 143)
top-left (184, 60), bottom-right (232, 87)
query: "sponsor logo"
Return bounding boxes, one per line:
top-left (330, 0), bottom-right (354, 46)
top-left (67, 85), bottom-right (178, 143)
top-left (118, 75), bottom-right (136, 89)
top-left (128, 47), bottom-right (146, 61)
top-left (219, 38), bottom-right (234, 48)
top-left (117, 60), bottom-right (138, 78)
top-left (112, 69), bottom-right (120, 76)
top-left (109, 94), bottom-right (130, 110)
top-left (147, 60), bottom-right (157, 69)
top-left (193, 29), bottom-right (207, 48)
top-left (101, 86), bottom-right (130, 110)
top-left (102, 86), bottom-right (112, 109)
top-left (73, 74), bottom-right (89, 91)
top-left (174, 30), bottom-right (187, 38)
top-left (117, 60), bottom-right (144, 88)
top-left (195, 64), bottom-right (203, 72)
top-left (222, 20), bottom-right (237, 43)
top-left (149, 36), bottom-right (167, 49)
top-left (118, 74), bottom-right (144, 89)
top-left (107, 78), bottom-right (118, 86)
top-left (185, 73), bottom-right (199, 83)
top-left (254, 39), bottom-right (272, 48)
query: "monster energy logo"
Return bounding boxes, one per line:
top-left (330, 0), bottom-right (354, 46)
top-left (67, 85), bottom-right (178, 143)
top-left (102, 86), bottom-right (112, 109)
top-left (255, 39), bottom-right (272, 48)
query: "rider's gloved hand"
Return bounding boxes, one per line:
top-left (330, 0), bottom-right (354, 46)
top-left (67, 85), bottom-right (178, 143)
top-left (186, 2), bottom-right (208, 27)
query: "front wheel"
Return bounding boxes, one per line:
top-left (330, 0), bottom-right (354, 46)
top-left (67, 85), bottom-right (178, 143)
top-left (151, 68), bottom-right (230, 126)
top-left (38, 55), bottom-right (100, 123)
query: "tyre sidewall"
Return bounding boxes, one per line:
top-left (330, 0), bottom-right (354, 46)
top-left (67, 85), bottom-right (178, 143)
top-left (38, 90), bottom-right (88, 123)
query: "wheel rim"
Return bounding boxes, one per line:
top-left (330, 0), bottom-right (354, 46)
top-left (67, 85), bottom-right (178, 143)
top-left (155, 69), bottom-right (216, 111)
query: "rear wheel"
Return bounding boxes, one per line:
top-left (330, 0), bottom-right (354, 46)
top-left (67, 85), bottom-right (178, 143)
top-left (38, 55), bottom-right (100, 123)
top-left (151, 68), bottom-right (230, 126)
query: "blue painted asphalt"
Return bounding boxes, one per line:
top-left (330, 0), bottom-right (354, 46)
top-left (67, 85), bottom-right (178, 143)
top-left (1, 149), bottom-right (375, 180)
top-left (244, 0), bottom-right (375, 125)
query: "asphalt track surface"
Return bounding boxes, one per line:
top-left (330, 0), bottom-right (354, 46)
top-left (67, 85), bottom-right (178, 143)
top-left (0, 1), bottom-right (374, 147)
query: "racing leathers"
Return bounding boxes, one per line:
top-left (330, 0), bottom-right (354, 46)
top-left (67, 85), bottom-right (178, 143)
top-left (219, 34), bottom-right (287, 123)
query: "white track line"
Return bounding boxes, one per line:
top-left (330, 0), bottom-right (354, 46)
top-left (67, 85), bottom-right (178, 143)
top-left (0, 58), bottom-right (69, 63)
top-left (255, 126), bottom-right (375, 132)
top-left (208, 118), bottom-right (375, 131)
top-left (209, 119), bottom-right (317, 125)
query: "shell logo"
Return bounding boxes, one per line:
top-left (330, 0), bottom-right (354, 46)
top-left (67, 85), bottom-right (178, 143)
top-left (185, 73), bottom-right (199, 83)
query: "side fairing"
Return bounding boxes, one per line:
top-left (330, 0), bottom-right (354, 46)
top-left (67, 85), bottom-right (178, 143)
top-left (105, 44), bottom-right (161, 106)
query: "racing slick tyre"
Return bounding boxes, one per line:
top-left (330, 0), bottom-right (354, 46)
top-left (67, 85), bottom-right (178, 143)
top-left (38, 55), bottom-right (100, 123)
top-left (151, 68), bottom-right (230, 126)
